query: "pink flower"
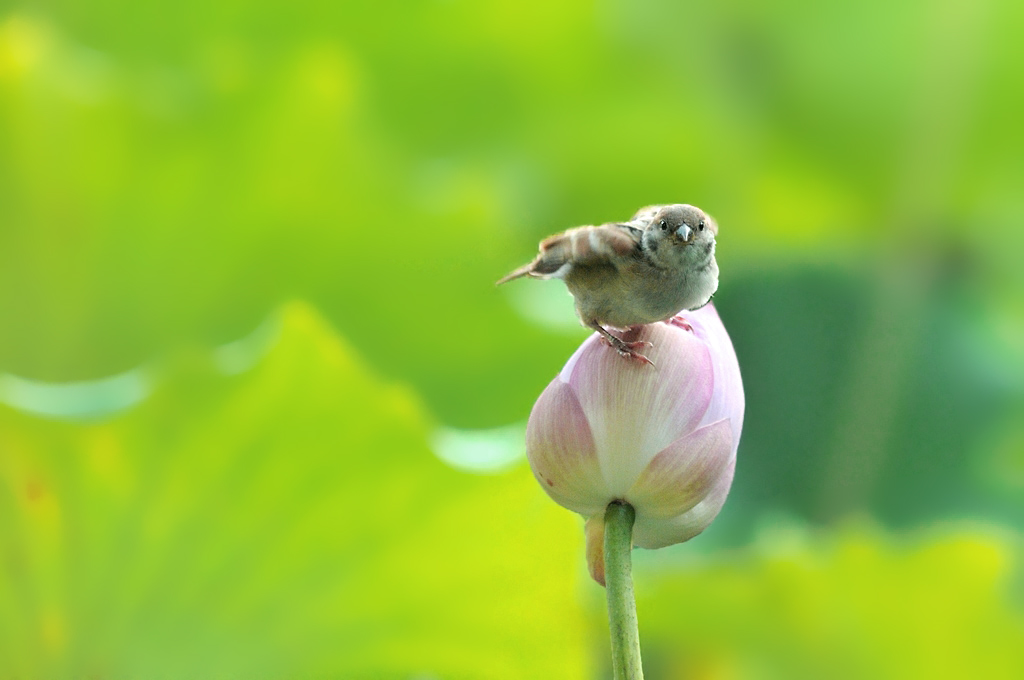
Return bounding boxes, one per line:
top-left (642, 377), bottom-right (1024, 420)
top-left (526, 304), bottom-right (744, 583)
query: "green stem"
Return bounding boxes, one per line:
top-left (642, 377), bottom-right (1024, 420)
top-left (604, 501), bottom-right (644, 679)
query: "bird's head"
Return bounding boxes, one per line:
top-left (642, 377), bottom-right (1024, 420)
top-left (642, 204), bottom-right (717, 263)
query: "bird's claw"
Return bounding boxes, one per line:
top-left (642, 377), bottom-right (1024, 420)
top-left (617, 346), bottom-right (655, 367)
top-left (667, 315), bottom-right (694, 332)
top-left (601, 336), bottom-right (655, 366)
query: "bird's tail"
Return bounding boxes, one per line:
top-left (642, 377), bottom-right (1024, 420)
top-left (497, 240), bottom-right (579, 285)
top-left (495, 262), bottom-right (536, 285)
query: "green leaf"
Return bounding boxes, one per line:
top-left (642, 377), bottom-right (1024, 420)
top-left (626, 525), bottom-right (1024, 680)
top-left (0, 302), bottom-right (588, 679)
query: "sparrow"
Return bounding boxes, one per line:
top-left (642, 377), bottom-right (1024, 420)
top-left (497, 204), bottom-right (719, 364)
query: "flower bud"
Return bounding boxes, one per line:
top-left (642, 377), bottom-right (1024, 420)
top-left (526, 305), bottom-right (744, 583)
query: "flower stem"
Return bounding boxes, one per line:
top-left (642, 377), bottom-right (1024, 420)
top-left (604, 501), bottom-right (644, 679)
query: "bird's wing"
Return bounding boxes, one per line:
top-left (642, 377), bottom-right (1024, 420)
top-left (496, 222), bottom-right (642, 285)
top-left (534, 222), bottom-right (642, 274)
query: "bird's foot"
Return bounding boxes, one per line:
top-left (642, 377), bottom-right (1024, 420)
top-left (588, 321), bottom-right (655, 366)
top-left (600, 334), bottom-right (655, 366)
top-left (667, 315), bottom-right (694, 332)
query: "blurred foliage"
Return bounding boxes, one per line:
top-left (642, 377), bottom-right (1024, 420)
top-left (0, 304), bottom-right (588, 678)
top-left (2, 0), bottom-right (1022, 426)
top-left (627, 525), bottom-right (1024, 679)
top-left (721, 265), bottom-right (1023, 533)
top-left (2, 0), bottom-right (1023, 676)
top-left (2, 305), bottom-right (1020, 678)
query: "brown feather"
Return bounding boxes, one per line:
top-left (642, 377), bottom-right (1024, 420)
top-left (496, 222), bottom-right (642, 285)
top-left (495, 262), bottom-right (536, 285)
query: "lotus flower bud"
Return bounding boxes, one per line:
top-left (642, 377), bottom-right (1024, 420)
top-left (526, 305), bottom-right (744, 584)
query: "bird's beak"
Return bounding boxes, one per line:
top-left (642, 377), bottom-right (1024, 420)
top-left (675, 225), bottom-right (693, 243)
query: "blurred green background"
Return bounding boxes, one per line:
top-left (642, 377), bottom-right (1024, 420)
top-left (2, 0), bottom-right (1023, 677)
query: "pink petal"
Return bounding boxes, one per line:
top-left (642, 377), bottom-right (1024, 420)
top-left (562, 323), bottom-right (715, 496)
top-left (526, 379), bottom-right (611, 516)
top-left (584, 514), bottom-right (606, 586)
top-left (678, 304), bottom-right (745, 445)
top-left (625, 418), bottom-right (734, 520)
top-left (631, 456), bottom-right (736, 549)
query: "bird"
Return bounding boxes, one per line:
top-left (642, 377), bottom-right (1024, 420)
top-left (497, 204), bottom-right (719, 364)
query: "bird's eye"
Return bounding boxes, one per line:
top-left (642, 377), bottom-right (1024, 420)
top-left (698, 220), bottom-right (705, 231)
top-left (660, 220), bottom-right (667, 231)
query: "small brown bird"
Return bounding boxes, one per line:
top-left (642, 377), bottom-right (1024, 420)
top-left (497, 204), bottom-right (719, 364)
